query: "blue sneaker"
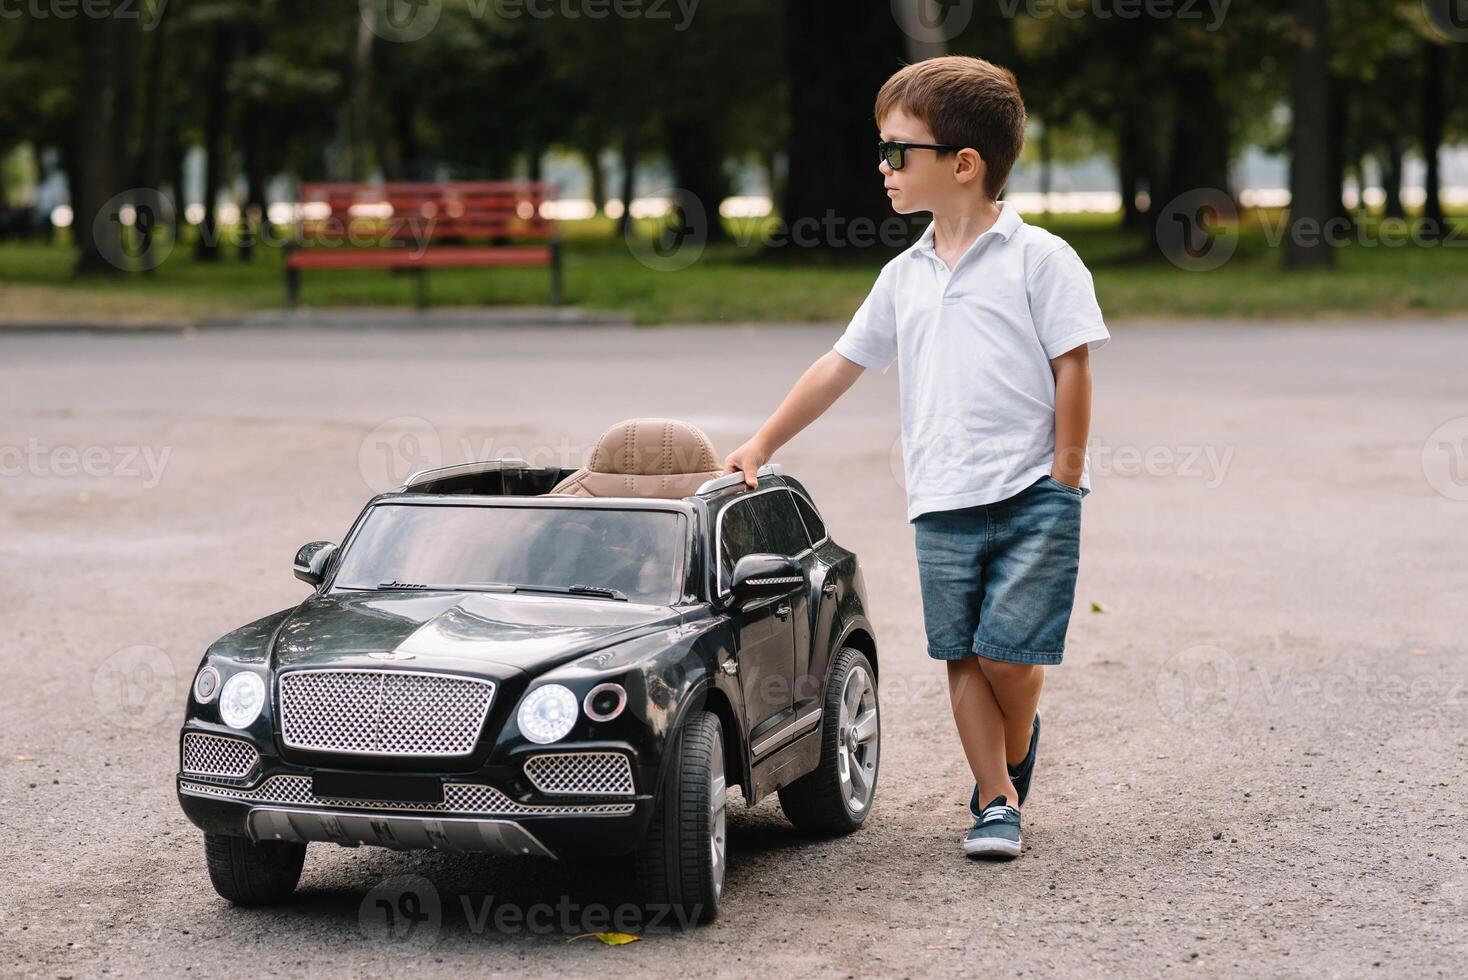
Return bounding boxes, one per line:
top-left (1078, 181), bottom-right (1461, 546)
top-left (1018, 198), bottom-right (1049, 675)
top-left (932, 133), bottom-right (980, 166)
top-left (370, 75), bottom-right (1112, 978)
top-left (969, 713), bottom-right (1040, 819)
top-left (964, 796), bottom-right (1022, 859)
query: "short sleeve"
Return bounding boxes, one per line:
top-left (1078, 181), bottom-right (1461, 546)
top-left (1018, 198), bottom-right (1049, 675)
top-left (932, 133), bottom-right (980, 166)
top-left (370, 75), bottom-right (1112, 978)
top-left (833, 263), bottom-right (898, 375)
top-left (1027, 245), bottom-right (1109, 360)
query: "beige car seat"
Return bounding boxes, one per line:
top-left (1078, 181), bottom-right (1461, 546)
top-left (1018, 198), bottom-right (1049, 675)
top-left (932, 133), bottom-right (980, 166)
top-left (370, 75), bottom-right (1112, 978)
top-left (547, 418), bottom-right (723, 499)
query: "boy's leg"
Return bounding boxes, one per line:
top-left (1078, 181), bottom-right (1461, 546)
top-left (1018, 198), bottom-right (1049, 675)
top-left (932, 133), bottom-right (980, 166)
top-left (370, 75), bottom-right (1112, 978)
top-left (978, 660), bottom-right (1044, 768)
top-left (947, 657), bottom-right (1018, 807)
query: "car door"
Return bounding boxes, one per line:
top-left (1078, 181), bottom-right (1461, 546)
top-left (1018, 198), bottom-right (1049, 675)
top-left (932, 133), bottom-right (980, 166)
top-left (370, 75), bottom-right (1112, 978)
top-left (718, 495), bottom-right (796, 742)
top-left (742, 488), bottom-right (820, 713)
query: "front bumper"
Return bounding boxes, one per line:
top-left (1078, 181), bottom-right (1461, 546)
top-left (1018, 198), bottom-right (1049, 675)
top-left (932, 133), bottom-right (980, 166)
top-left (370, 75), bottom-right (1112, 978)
top-left (176, 731), bottom-right (658, 859)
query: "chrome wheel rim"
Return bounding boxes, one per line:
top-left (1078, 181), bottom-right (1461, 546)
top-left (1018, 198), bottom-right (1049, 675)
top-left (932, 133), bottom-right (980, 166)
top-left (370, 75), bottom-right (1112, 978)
top-left (709, 725), bottom-right (727, 899)
top-left (837, 664), bottom-right (879, 813)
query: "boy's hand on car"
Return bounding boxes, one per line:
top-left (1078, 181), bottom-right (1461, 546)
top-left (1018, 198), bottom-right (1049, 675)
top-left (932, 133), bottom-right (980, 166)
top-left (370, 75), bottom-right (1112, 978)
top-left (723, 439), bottom-right (770, 488)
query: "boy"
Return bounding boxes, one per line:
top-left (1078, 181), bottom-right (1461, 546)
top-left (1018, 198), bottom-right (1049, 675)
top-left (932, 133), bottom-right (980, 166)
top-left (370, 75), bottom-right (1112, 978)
top-left (721, 56), bottom-right (1108, 859)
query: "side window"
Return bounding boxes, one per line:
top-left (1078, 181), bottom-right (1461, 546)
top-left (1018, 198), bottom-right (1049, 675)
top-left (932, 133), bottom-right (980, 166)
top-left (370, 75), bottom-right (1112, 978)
top-left (790, 491), bottom-right (827, 545)
top-left (719, 499), bottom-right (763, 585)
top-left (745, 489), bottom-right (810, 557)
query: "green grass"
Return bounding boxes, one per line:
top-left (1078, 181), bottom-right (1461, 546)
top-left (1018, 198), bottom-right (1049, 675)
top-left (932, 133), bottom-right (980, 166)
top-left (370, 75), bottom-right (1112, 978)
top-left (1, 210), bottom-right (1465, 325)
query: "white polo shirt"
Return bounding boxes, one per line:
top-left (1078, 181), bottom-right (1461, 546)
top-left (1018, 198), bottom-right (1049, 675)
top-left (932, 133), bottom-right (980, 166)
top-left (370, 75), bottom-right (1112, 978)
top-left (833, 202), bottom-right (1109, 522)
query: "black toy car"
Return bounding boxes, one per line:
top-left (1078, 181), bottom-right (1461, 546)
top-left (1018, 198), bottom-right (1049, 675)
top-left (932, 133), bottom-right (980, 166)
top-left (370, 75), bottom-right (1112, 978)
top-left (176, 419), bottom-right (881, 923)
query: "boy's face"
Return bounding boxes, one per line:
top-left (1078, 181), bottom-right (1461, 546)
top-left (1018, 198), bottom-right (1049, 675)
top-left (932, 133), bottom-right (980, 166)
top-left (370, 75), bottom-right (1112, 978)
top-left (878, 108), bottom-right (985, 215)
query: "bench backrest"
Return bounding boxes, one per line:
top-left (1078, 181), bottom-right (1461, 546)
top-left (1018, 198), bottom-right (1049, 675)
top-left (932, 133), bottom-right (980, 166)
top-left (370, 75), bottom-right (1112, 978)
top-left (294, 181), bottom-right (557, 247)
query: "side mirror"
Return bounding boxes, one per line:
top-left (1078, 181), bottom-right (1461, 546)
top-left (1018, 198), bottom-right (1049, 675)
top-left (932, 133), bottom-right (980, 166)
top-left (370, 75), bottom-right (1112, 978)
top-left (728, 553), bottom-right (805, 608)
top-left (293, 541), bottom-right (337, 586)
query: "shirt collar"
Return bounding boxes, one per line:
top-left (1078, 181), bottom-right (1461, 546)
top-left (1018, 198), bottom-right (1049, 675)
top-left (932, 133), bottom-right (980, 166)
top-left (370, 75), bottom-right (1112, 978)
top-left (910, 200), bottom-right (1022, 261)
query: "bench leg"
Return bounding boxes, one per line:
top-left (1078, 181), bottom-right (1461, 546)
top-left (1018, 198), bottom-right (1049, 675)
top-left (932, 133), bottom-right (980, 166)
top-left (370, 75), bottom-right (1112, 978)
top-left (549, 241), bottom-right (563, 306)
top-left (413, 268), bottom-right (428, 310)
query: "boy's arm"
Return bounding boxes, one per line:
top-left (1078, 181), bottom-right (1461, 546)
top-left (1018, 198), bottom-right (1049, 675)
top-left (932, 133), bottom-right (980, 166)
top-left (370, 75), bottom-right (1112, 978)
top-left (1050, 345), bottom-right (1092, 488)
top-left (723, 350), bottom-right (866, 488)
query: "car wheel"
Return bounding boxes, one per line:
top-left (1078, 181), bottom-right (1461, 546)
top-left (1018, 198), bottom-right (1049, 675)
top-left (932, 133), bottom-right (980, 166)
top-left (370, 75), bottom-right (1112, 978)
top-left (777, 647), bottom-right (880, 834)
top-left (635, 710), bottom-right (725, 926)
top-left (203, 832), bottom-right (306, 906)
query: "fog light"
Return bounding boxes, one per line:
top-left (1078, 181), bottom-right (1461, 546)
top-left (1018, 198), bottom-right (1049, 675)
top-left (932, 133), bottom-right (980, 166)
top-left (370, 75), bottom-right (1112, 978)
top-left (583, 683), bottom-right (627, 723)
top-left (193, 665), bottom-right (220, 703)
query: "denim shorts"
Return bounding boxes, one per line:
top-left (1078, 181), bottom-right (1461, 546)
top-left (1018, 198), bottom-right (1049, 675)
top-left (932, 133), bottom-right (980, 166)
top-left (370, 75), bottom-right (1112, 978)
top-left (913, 475), bottom-right (1086, 666)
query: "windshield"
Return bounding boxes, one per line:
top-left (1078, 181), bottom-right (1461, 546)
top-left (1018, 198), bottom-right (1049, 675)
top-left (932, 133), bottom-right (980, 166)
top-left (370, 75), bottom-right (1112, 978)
top-left (332, 504), bottom-right (686, 604)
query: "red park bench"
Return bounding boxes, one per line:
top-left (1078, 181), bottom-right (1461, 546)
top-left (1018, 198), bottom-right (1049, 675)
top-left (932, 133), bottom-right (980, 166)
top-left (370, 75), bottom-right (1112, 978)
top-left (283, 181), bottom-right (562, 308)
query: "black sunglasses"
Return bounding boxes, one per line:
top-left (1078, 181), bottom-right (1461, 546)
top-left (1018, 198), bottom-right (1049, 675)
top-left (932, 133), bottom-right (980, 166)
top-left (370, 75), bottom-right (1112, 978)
top-left (878, 139), bottom-right (963, 170)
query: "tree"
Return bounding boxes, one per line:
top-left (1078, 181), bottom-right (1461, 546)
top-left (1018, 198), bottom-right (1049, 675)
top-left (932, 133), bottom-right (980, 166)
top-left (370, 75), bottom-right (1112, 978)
top-left (1285, 0), bottom-right (1336, 270)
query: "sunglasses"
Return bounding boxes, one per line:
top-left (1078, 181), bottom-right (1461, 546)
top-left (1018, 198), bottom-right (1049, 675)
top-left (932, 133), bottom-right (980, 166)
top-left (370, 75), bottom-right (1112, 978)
top-left (878, 139), bottom-right (963, 170)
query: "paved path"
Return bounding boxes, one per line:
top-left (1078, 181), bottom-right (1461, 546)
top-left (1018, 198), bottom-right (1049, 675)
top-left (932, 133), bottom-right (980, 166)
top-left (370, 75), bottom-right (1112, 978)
top-left (2, 321), bottom-right (1465, 977)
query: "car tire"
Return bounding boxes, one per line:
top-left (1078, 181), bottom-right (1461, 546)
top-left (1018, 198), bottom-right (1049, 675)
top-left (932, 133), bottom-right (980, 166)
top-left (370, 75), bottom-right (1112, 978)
top-left (635, 710), bottom-right (725, 926)
top-left (778, 647), bottom-right (880, 834)
top-left (203, 832), bottom-right (306, 906)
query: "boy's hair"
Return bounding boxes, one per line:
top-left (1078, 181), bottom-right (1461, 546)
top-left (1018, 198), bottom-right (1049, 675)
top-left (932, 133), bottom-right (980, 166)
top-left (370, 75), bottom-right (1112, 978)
top-left (875, 56), bottom-right (1027, 200)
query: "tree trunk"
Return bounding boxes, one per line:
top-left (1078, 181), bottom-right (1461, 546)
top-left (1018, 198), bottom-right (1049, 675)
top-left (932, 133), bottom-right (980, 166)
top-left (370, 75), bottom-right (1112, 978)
top-left (664, 115), bottom-right (729, 245)
top-left (617, 129), bottom-right (636, 239)
top-left (133, 0), bottom-right (169, 272)
top-left (584, 145), bottom-right (606, 214)
top-left (1284, 0), bottom-right (1335, 270)
top-left (1117, 112), bottom-right (1148, 230)
top-left (1420, 39), bottom-right (1447, 240)
top-left (74, 8), bottom-right (128, 275)
top-left (194, 25), bottom-right (231, 262)
top-left (1381, 134), bottom-right (1405, 220)
top-left (351, 10), bottom-right (375, 182)
top-left (782, 0), bottom-right (913, 254)
top-left (1148, 67), bottom-right (1232, 254)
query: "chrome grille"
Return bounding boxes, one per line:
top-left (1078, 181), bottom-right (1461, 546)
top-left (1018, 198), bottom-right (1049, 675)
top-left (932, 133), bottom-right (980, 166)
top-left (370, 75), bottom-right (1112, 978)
top-left (178, 775), bottom-right (634, 816)
top-left (523, 752), bottom-right (635, 796)
top-left (278, 669), bottom-right (495, 757)
top-left (180, 733), bottom-right (260, 779)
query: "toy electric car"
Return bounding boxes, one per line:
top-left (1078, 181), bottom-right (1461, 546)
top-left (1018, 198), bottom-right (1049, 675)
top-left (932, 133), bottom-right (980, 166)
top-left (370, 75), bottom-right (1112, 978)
top-left (176, 418), bottom-right (881, 923)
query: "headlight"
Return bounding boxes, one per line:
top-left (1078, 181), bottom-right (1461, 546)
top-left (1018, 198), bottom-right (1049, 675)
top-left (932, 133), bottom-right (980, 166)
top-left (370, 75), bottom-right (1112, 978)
top-left (219, 672), bottom-right (266, 729)
top-left (517, 684), bottom-right (579, 744)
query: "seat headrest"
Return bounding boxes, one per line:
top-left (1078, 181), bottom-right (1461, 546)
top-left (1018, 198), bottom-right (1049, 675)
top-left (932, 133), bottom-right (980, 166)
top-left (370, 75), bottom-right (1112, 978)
top-left (547, 418), bottom-right (723, 499)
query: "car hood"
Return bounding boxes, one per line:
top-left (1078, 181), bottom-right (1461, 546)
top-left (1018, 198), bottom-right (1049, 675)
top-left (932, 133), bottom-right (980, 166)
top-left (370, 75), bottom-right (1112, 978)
top-left (270, 590), bottom-right (683, 675)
